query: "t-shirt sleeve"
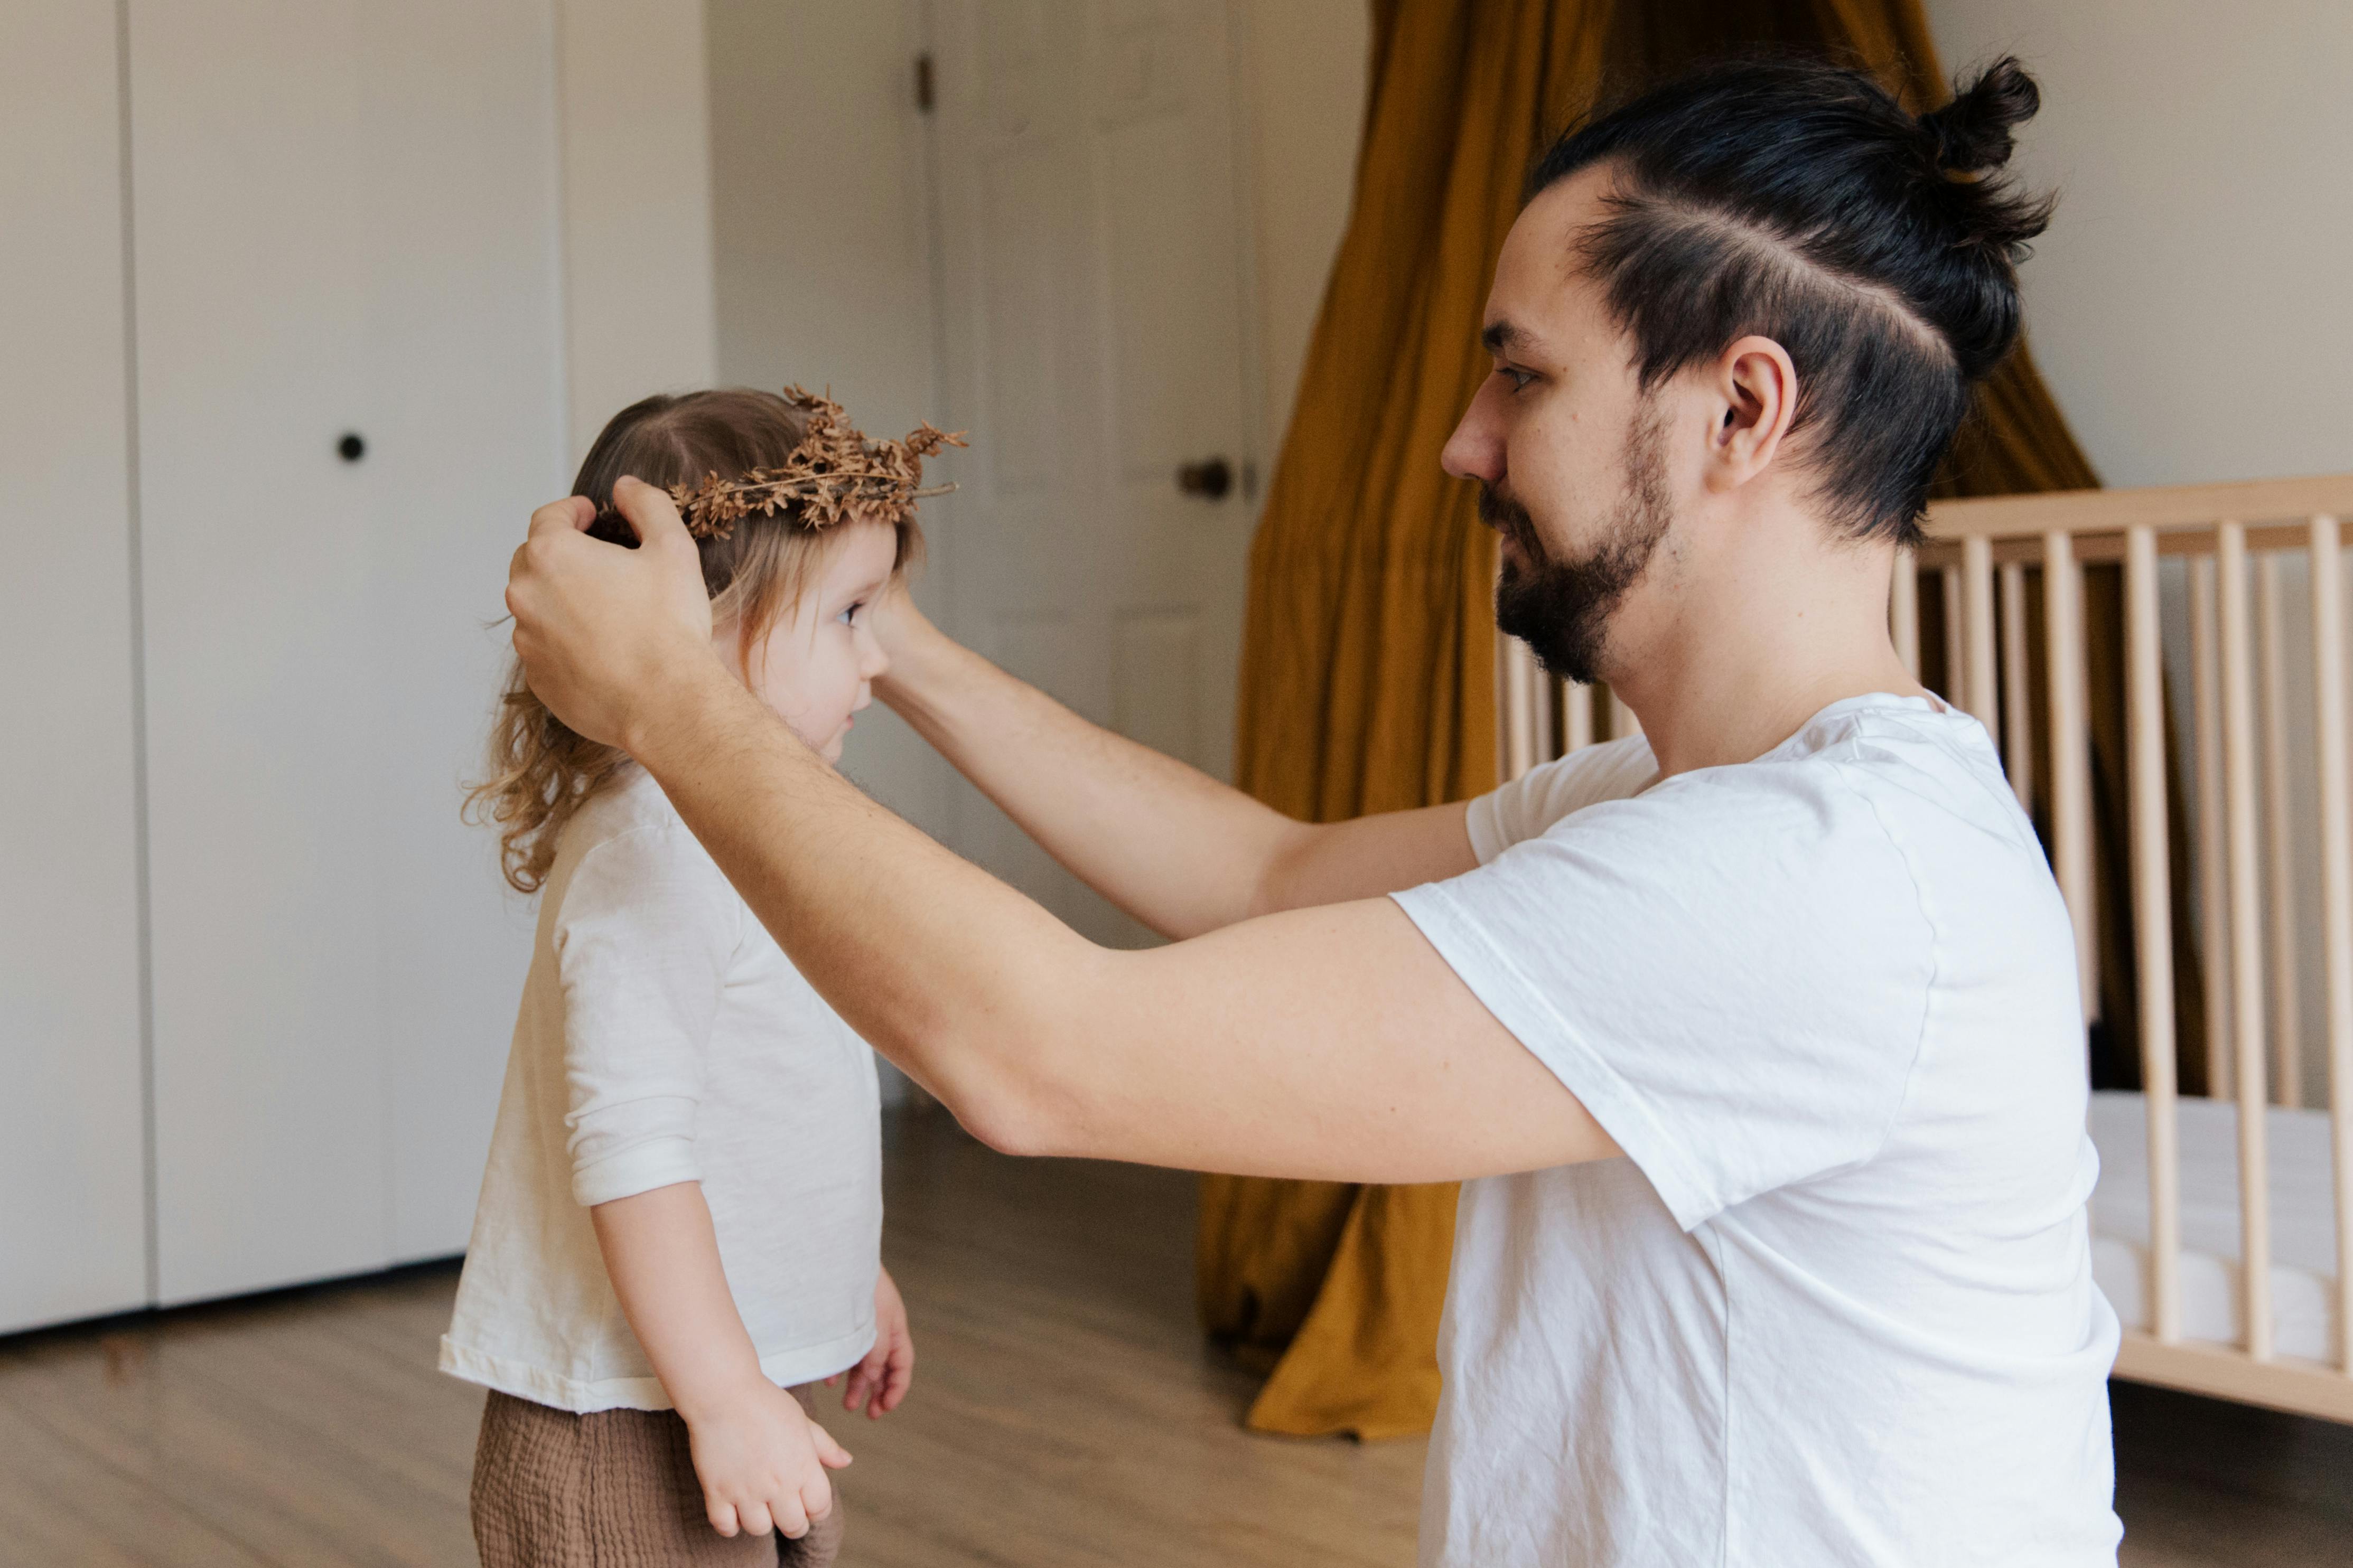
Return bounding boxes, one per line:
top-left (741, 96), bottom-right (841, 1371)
top-left (553, 825), bottom-right (741, 1206)
top-left (1395, 761), bottom-right (1934, 1230)
top-left (1465, 736), bottom-right (1657, 862)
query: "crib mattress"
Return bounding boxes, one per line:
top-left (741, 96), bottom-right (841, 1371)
top-left (2087, 1090), bottom-right (2342, 1363)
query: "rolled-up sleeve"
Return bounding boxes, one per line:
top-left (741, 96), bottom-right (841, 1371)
top-left (553, 825), bottom-right (740, 1206)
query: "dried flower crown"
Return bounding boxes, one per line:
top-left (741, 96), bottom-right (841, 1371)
top-left (600, 386), bottom-right (965, 541)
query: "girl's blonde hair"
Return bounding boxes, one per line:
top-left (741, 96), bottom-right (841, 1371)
top-left (470, 388), bottom-right (921, 893)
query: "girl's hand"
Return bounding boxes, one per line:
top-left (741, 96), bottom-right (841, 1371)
top-left (832, 1266), bottom-right (915, 1418)
top-left (681, 1377), bottom-right (852, 1541)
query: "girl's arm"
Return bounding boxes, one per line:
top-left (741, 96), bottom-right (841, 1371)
top-left (592, 1182), bottom-right (849, 1541)
top-left (873, 587), bottom-right (1479, 939)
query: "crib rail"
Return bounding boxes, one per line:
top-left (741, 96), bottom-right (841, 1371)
top-left (1496, 472), bottom-right (2353, 1423)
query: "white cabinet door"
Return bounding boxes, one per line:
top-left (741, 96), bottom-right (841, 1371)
top-left (929, 0), bottom-right (1262, 947)
top-left (359, 0), bottom-right (564, 1264)
top-left (130, 0), bottom-right (388, 1304)
top-left (0, 1), bottom-right (152, 1335)
top-left (132, 1), bottom-right (559, 1302)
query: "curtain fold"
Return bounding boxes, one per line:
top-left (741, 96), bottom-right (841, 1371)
top-left (1201, 0), bottom-right (2132, 1440)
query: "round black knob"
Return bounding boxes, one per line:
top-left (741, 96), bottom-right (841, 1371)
top-left (337, 432), bottom-right (366, 463)
top-left (1177, 456), bottom-right (1232, 500)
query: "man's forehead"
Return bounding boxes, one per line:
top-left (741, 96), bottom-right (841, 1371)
top-left (1483, 171), bottom-right (1612, 353)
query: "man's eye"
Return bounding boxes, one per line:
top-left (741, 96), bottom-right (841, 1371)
top-left (1502, 366), bottom-right (1538, 391)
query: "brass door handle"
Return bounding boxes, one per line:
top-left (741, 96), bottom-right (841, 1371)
top-left (1176, 457), bottom-right (1232, 500)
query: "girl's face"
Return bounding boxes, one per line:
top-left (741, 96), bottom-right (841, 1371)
top-left (720, 522), bottom-right (897, 765)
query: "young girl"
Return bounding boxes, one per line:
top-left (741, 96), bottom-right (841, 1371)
top-left (444, 386), bottom-right (954, 1566)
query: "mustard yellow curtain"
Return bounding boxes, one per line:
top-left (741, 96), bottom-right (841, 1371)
top-left (1200, 0), bottom-right (2122, 1441)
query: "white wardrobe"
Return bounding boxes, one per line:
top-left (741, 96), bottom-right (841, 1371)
top-left (2, 1), bottom-right (566, 1330)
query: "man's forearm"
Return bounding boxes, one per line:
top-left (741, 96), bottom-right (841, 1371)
top-left (876, 618), bottom-right (1303, 937)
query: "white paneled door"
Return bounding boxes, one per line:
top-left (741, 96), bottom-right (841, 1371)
top-left (129, 1), bottom-right (560, 1304)
top-left (929, 0), bottom-right (1261, 945)
top-left (0, 2), bottom-right (150, 1336)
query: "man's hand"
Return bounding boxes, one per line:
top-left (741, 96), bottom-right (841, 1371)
top-left (681, 1376), bottom-right (852, 1540)
top-left (506, 476), bottom-right (723, 750)
top-left (830, 1265), bottom-right (915, 1419)
top-left (864, 577), bottom-right (942, 674)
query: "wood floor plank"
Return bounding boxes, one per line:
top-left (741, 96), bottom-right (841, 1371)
top-left (1, 1111), bottom-right (2336, 1567)
top-left (0, 1329), bottom-right (476, 1566)
top-left (0, 1396), bottom-right (272, 1568)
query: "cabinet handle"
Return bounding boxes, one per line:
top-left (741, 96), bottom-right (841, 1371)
top-left (338, 432), bottom-right (366, 463)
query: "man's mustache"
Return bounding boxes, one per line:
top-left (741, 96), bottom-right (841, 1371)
top-left (1477, 483), bottom-right (1541, 556)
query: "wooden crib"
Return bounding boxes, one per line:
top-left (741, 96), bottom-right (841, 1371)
top-left (1495, 473), bottom-right (2353, 1424)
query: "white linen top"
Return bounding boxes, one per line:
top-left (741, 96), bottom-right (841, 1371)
top-left (440, 765), bottom-right (882, 1412)
top-left (1393, 694), bottom-right (2121, 1567)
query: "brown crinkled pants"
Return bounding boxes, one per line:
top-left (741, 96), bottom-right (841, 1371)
top-left (471, 1386), bottom-right (844, 1567)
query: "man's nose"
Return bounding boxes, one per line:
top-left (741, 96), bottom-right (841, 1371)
top-left (1441, 385), bottom-right (1505, 484)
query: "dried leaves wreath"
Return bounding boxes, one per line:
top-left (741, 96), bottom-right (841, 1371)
top-left (595, 386), bottom-right (966, 541)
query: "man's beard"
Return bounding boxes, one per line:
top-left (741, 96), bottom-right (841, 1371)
top-left (1484, 407), bottom-right (1672, 687)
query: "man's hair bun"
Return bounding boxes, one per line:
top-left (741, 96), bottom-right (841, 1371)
top-left (1913, 57), bottom-right (2054, 265)
top-left (1918, 56), bottom-right (2040, 179)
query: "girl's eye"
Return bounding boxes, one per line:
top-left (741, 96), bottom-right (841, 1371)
top-left (837, 601), bottom-right (864, 626)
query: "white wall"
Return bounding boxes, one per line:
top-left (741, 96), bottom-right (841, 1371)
top-left (1921, 0), bottom-right (2353, 491)
top-left (1239, 1), bottom-right (1371, 468)
top-left (557, 0), bottom-right (721, 466)
top-left (703, 0), bottom-right (951, 844)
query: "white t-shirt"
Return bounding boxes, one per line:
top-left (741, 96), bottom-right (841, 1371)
top-left (441, 766), bottom-right (882, 1411)
top-left (1392, 694), bottom-right (2121, 1567)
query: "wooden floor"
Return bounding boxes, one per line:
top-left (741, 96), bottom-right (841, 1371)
top-left (1, 1112), bottom-right (2345, 1566)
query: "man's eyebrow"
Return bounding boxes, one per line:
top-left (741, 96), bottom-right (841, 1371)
top-left (1482, 319), bottom-right (1532, 355)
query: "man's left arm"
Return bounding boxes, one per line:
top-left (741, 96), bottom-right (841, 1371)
top-left (509, 481), bottom-right (1618, 1184)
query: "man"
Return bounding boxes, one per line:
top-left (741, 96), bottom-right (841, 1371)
top-left (508, 55), bottom-right (2121, 1568)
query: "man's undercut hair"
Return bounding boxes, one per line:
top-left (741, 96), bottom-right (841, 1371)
top-left (1530, 55), bottom-right (2055, 546)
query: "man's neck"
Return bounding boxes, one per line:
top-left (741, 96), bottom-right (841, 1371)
top-left (1603, 520), bottom-right (1926, 778)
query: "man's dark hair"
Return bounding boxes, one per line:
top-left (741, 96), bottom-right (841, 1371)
top-left (1530, 55), bottom-right (2054, 546)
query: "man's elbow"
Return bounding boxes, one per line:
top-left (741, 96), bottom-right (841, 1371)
top-left (912, 1002), bottom-right (1091, 1161)
top-left (942, 1073), bottom-right (1077, 1160)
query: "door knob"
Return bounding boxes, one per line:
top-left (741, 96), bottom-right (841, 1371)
top-left (337, 432), bottom-right (367, 463)
top-left (1176, 456), bottom-right (1232, 500)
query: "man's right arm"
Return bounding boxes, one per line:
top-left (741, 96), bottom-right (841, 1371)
top-left (874, 591), bottom-right (1479, 939)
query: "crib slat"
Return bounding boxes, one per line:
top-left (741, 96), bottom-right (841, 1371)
top-left (1500, 632), bottom-right (1537, 782)
top-left (1963, 536), bottom-right (1999, 735)
top-left (2000, 561), bottom-right (2033, 807)
top-left (1564, 681), bottom-right (1594, 754)
top-left (1892, 549), bottom-right (1920, 677)
top-left (2190, 556), bottom-right (2234, 1101)
top-left (2045, 531), bottom-right (2097, 1022)
top-left (2125, 525), bottom-right (2184, 1342)
top-left (1534, 674), bottom-right (1557, 764)
top-left (2256, 555), bottom-right (2304, 1109)
top-left (2306, 514), bottom-right (2353, 1370)
top-left (1942, 567), bottom-right (1966, 707)
top-left (2217, 521), bottom-right (2277, 1360)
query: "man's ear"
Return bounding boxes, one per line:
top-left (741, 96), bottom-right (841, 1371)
top-left (1705, 335), bottom-right (1798, 492)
